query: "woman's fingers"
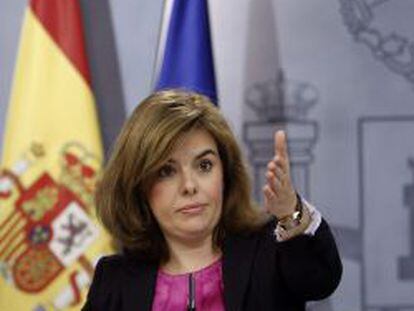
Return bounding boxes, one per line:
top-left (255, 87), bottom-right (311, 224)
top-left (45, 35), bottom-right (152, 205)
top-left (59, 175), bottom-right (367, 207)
top-left (274, 130), bottom-right (290, 176)
top-left (267, 155), bottom-right (288, 187)
top-left (266, 170), bottom-right (284, 193)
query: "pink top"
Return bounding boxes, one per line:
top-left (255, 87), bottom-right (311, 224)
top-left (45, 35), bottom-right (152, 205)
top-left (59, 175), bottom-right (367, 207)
top-left (151, 259), bottom-right (225, 311)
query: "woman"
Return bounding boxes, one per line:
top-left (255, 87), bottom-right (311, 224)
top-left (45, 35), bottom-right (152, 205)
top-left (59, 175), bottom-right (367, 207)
top-left (82, 89), bottom-right (342, 311)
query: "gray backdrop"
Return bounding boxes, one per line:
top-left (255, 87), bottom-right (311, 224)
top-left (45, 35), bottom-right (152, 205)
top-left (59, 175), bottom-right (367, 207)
top-left (2, 0), bottom-right (414, 310)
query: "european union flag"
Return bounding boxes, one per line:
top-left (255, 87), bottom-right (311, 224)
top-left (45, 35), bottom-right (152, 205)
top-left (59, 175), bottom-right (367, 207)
top-left (155, 0), bottom-right (218, 104)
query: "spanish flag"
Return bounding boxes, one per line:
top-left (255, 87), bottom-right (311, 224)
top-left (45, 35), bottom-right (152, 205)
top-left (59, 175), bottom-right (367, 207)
top-left (0, 0), bottom-right (113, 310)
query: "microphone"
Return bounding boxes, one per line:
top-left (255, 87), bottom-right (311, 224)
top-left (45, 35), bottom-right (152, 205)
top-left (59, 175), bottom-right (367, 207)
top-left (187, 273), bottom-right (196, 311)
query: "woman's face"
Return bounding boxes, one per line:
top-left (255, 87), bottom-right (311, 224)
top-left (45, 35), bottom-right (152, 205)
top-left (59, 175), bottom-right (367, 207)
top-left (148, 129), bottom-right (224, 244)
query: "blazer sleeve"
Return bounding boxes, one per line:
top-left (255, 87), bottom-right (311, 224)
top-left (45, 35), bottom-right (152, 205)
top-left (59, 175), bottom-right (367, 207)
top-left (275, 218), bottom-right (343, 300)
top-left (81, 256), bottom-right (106, 311)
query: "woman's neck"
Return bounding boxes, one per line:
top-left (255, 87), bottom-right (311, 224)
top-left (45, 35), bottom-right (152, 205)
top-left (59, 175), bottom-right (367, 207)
top-left (161, 234), bottom-right (221, 275)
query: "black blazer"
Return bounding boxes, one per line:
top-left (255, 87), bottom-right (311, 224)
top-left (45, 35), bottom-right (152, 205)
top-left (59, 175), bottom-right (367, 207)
top-left (82, 219), bottom-right (342, 311)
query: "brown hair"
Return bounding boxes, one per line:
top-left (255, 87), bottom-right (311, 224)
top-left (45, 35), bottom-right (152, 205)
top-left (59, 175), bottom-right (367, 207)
top-left (96, 89), bottom-right (267, 262)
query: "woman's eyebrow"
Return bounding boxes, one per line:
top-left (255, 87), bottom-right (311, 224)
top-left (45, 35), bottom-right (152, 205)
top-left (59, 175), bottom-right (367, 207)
top-left (165, 149), bottom-right (218, 164)
top-left (195, 149), bottom-right (218, 159)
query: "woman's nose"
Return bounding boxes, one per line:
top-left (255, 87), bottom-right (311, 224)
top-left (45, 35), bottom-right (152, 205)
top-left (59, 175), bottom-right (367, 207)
top-left (181, 170), bottom-right (198, 196)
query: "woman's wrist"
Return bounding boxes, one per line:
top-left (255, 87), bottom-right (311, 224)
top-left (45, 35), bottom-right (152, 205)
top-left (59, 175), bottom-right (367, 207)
top-left (274, 193), bottom-right (312, 241)
top-left (276, 192), bottom-right (301, 221)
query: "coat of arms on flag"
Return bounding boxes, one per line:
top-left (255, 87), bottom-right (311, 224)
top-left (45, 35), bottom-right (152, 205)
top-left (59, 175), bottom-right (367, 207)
top-left (1, 143), bottom-right (99, 293)
top-left (0, 142), bottom-right (109, 310)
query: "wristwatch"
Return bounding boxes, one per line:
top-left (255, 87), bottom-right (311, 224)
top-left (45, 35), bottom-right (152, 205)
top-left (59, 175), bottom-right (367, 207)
top-left (277, 193), bottom-right (304, 231)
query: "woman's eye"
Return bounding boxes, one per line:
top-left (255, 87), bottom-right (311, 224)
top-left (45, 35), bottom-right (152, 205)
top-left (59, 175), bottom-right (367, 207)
top-left (199, 159), bottom-right (213, 172)
top-left (158, 165), bottom-right (175, 178)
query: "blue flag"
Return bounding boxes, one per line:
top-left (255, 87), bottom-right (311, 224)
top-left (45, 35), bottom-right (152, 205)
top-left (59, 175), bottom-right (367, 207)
top-left (155, 0), bottom-right (218, 104)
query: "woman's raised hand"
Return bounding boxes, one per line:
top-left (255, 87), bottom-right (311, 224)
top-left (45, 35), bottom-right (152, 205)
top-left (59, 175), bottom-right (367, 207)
top-left (263, 130), bottom-right (297, 219)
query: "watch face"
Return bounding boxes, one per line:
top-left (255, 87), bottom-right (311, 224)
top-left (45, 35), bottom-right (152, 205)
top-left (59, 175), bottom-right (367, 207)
top-left (279, 213), bottom-right (301, 231)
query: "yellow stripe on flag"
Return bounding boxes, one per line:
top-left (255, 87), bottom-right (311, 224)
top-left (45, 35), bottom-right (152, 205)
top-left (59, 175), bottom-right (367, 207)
top-left (2, 9), bottom-right (102, 168)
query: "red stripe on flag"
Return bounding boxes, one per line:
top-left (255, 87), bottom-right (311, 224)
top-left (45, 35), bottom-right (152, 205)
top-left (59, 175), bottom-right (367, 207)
top-left (30, 0), bottom-right (91, 85)
top-left (69, 270), bottom-right (82, 306)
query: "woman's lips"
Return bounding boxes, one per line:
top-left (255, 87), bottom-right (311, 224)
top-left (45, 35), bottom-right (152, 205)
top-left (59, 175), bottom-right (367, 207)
top-left (177, 203), bottom-right (206, 214)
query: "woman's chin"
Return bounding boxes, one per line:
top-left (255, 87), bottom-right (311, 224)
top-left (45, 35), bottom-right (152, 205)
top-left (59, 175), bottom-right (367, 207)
top-left (176, 224), bottom-right (214, 241)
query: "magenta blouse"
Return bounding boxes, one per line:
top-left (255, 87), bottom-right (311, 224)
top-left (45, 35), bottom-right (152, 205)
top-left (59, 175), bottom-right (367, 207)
top-left (151, 259), bottom-right (225, 311)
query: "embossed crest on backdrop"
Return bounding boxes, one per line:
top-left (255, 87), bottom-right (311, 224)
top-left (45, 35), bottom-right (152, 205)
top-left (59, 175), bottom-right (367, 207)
top-left (340, 1), bottom-right (414, 310)
top-left (339, 0), bottom-right (414, 85)
top-left (242, 2), bottom-right (414, 310)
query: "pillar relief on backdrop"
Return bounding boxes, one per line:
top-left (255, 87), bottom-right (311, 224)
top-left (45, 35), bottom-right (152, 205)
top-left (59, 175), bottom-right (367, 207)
top-left (243, 72), bottom-right (318, 202)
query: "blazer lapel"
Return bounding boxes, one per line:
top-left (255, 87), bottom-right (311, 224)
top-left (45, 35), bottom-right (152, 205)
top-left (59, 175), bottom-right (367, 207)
top-left (222, 232), bottom-right (259, 311)
top-left (122, 257), bottom-right (158, 311)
